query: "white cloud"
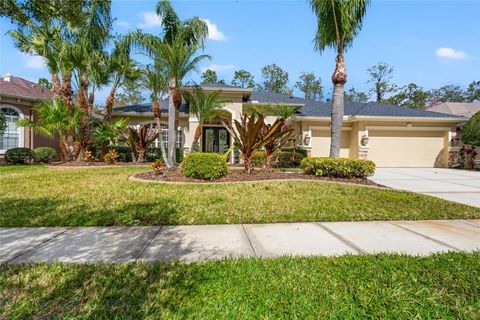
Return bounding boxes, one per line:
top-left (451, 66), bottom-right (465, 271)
top-left (201, 64), bottom-right (235, 73)
top-left (138, 11), bottom-right (162, 28)
top-left (20, 52), bottom-right (45, 69)
top-left (115, 20), bottom-right (130, 28)
top-left (435, 47), bottom-right (467, 60)
top-left (202, 19), bottom-right (227, 41)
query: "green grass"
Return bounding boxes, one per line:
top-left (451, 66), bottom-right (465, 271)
top-left (1, 252), bottom-right (479, 318)
top-left (0, 165), bottom-right (479, 227)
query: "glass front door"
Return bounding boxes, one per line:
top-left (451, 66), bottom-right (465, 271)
top-left (202, 127), bottom-right (230, 154)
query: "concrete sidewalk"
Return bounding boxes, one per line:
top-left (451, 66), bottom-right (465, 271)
top-left (1, 220), bottom-right (479, 264)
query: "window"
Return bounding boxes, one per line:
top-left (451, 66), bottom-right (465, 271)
top-left (0, 107), bottom-right (22, 151)
top-left (150, 122), bottom-right (184, 149)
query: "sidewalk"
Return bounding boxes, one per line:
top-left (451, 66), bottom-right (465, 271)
top-left (1, 220), bottom-right (479, 263)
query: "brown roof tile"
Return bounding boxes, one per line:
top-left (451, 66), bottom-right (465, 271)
top-left (0, 75), bottom-right (53, 101)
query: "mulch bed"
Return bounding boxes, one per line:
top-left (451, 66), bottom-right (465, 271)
top-left (50, 161), bottom-right (148, 167)
top-left (134, 169), bottom-right (383, 187)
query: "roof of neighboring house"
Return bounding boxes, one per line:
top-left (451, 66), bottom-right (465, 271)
top-left (0, 74), bottom-right (53, 101)
top-left (112, 101), bottom-right (189, 115)
top-left (426, 102), bottom-right (480, 118)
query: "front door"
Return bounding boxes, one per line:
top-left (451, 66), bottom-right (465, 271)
top-left (202, 127), bottom-right (230, 154)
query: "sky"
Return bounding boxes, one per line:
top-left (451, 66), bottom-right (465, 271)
top-left (1, 0), bottom-right (479, 103)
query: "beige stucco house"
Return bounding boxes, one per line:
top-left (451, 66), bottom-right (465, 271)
top-left (112, 83), bottom-right (464, 168)
top-left (0, 74), bottom-right (56, 160)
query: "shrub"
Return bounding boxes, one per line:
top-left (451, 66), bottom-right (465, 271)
top-left (151, 159), bottom-right (164, 174)
top-left (82, 150), bottom-right (94, 162)
top-left (276, 151), bottom-right (305, 168)
top-left (5, 148), bottom-right (34, 164)
top-left (33, 147), bottom-right (56, 163)
top-left (104, 149), bottom-right (119, 165)
top-left (146, 148), bottom-right (184, 163)
top-left (252, 151), bottom-right (265, 166)
top-left (182, 152), bottom-right (228, 180)
top-left (301, 157), bottom-right (376, 178)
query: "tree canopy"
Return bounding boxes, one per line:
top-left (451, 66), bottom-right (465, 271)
top-left (462, 111), bottom-right (480, 147)
top-left (295, 72), bottom-right (323, 101)
top-left (231, 70), bottom-right (255, 88)
top-left (258, 64), bottom-right (290, 95)
top-left (367, 62), bottom-right (397, 102)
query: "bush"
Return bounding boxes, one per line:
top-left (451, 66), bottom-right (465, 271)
top-left (182, 152), bottom-right (228, 181)
top-left (104, 149), bottom-right (119, 165)
top-left (252, 151), bottom-right (265, 166)
top-left (146, 147), bottom-right (184, 163)
top-left (5, 148), bottom-right (34, 164)
top-left (301, 157), bottom-right (376, 178)
top-left (276, 151), bottom-right (305, 168)
top-left (33, 147), bottom-right (56, 163)
top-left (151, 159), bottom-right (164, 174)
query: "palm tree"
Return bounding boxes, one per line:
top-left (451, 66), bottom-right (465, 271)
top-left (158, 37), bottom-right (210, 164)
top-left (18, 99), bottom-right (82, 162)
top-left (310, 0), bottom-right (370, 158)
top-left (142, 64), bottom-right (171, 167)
top-left (127, 0), bottom-right (209, 166)
top-left (182, 86), bottom-right (227, 152)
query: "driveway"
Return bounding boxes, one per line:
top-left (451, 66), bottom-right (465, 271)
top-left (369, 168), bottom-right (480, 208)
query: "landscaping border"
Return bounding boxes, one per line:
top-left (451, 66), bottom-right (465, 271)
top-left (128, 174), bottom-right (388, 189)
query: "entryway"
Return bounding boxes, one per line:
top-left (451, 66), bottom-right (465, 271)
top-left (202, 127), bottom-right (230, 154)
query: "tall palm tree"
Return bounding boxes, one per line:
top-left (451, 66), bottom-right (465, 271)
top-left (182, 86), bottom-right (227, 152)
top-left (158, 37), bottom-right (210, 164)
top-left (127, 0), bottom-right (208, 166)
top-left (310, 0), bottom-right (370, 158)
top-left (142, 64), bottom-right (171, 167)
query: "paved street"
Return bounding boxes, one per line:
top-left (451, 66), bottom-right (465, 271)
top-left (369, 168), bottom-right (480, 207)
top-left (1, 220), bottom-right (479, 263)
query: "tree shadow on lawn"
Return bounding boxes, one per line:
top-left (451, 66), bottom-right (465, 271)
top-left (0, 197), bottom-right (181, 227)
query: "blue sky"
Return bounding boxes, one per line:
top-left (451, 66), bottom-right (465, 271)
top-left (1, 0), bottom-right (479, 103)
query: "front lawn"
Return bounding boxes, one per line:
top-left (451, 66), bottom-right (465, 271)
top-left (1, 252), bottom-right (479, 318)
top-left (0, 165), bottom-right (479, 227)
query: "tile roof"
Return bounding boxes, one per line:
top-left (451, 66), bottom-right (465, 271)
top-left (427, 102), bottom-right (480, 118)
top-left (0, 75), bottom-right (53, 100)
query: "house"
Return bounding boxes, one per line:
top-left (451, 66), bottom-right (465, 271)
top-left (112, 83), bottom-right (464, 168)
top-left (0, 73), bottom-right (56, 158)
top-left (427, 102), bottom-right (480, 119)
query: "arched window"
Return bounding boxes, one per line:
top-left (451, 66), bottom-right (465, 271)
top-left (0, 106), bottom-right (24, 152)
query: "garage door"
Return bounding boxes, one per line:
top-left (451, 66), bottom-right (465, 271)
top-left (311, 130), bottom-right (350, 158)
top-left (368, 130), bottom-right (446, 167)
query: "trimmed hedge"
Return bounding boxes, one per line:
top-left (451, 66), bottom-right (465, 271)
top-left (276, 151), bottom-right (305, 168)
top-left (182, 152), bottom-right (228, 181)
top-left (5, 148), bottom-right (34, 164)
top-left (301, 157), bottom-right (376, 178)
top-left (33, 147), bottom-right (56, 163)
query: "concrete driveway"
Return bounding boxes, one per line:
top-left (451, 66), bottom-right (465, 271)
top-left (369, 168), bottom-right (480, 207)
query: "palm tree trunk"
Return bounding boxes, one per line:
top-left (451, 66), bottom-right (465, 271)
top-left (153, 100), bottom-right (171, 168)
top-left (329, 53), bottom-right (347, 158)
top-left (168, 78), bottom-right (177, 167)
top-left (51, 73), bottom-right (61, 99)
top-left (103, 89), bottom-right (116, 125)
top-left (60, 72), bottom-right (73, 112)
top-left (190, 124), bottom-right (202, 153)
top-left (78, 71), bottom-right (91, 156)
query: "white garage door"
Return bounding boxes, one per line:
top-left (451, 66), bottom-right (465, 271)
top-left (311, 130), bottom-right (350, 158)
top-left (368, 130), bottom-right (446, 167)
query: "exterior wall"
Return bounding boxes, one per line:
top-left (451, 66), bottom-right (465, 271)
top-left (1, 98), bottom-right (57, 157)
top-left (295, 118), bottom-right (458, 168)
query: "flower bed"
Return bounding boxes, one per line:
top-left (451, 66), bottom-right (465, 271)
top-left (133, 169), bottom-right (382, 186)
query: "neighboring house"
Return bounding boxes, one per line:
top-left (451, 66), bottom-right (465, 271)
top-left (427, 102), bottom-right (480, 119)
top-left (0, 73), bottom-right (56, 159)
top-left (113, 83), bottom-right (464, 168)
top-left (427, 102), bottom-right (480, 162)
